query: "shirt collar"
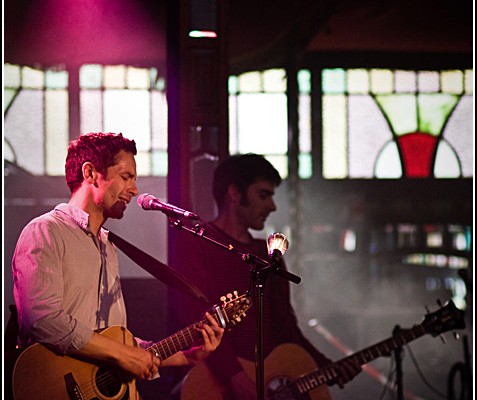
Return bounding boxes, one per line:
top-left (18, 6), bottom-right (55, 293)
top-left (54, 203), bottom-right (109, 240)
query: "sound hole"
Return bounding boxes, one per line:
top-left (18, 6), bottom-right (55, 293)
top-left (95, 365), bottom-right (124, 397)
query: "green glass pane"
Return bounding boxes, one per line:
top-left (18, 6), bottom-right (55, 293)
top-left (298, 69), bottom-right (311, 94)
top-left (152, 150), bottom-right (168, 176)
top-left (298, 153), bottom-right (312, 179)
top-left (375, 94), bottom-right (417, 135)
top-left (298, 93), bottom-right (311, 153)
top-left (418, 93), bottom-right (459, 135)
top-left (228, 75), bottom-right (239, 94)
top-left (155, 76), bottom-right (166, 91)
top-left (45, 69), bottom-right (68, 89)
top-left (80, 64), bottom-right (103, 89)
top-left (322, 68), bottom-right (345, 94)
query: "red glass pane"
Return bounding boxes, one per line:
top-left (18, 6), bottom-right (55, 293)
top-left (397, 132), bottom-right (438, 178)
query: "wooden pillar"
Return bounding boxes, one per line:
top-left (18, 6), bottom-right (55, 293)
top-left (166, 0), bottom-right (229, 263)
top-left (167, 0), bottom-right (228, 220)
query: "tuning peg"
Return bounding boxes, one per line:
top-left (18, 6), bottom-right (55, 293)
top-left (436, 299), bottom-right (443, 307)
top-left (453, 332), bottom-right (461, 340)
top-left (439, 334), bottom-right (446, 344)
top-left (424, 305), bottom-right (431, 314)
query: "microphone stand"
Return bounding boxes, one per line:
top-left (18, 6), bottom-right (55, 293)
top-left (393, 325), bottom-right (404, 400)
top-left (168, 217), bottom-right (301, 400)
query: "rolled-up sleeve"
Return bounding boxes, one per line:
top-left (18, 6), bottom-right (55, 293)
top-left (13, 219), bottom-right (93, 354)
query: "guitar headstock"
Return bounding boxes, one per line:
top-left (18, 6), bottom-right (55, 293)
top-left (216, 291), bottom-right (252, 330)
top-left (423, 300), bottom-right (466, 337)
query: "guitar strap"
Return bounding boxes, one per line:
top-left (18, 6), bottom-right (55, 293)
top-left (108, 230), bottom-right (210, 305)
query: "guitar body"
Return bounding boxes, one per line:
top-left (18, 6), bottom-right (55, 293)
top-left (181, 343), bottom-right (331, 400)
top-left (12, 326), bottom-right (139, 400)
top-left (11, 292), bottom-right (251, 400)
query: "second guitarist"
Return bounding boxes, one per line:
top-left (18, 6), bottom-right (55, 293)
top-left (170, 154), bottom-right (361, 400)
top-left (11, 133), bottom-right (225, 399)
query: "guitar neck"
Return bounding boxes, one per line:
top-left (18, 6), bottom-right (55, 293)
top-left (295, 324), bottom-right (425, 392)
top-left (146, 313), bottom-right (217, 360)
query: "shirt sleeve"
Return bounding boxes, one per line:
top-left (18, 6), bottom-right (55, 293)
top-left (13, 220), bottom-right (93, 354)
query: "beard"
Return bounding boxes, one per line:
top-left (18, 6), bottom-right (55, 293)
top-left (105, 200), bottom-right (127, 219)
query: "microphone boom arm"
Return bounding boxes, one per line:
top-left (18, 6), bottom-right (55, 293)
top-left (169, 218), bottom-right (301, 285)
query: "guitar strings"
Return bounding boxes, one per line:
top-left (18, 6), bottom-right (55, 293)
top-left (72, 320), bottom-right (207, 398)
top-left (73, 299), bottom-right (245, 397)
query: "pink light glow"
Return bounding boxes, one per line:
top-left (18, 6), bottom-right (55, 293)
top-left (5, 0), bottom-right (167, 66)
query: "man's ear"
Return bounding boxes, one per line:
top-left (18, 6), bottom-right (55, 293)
top-left (227, 183), bottom-right (242, 204)
top-left (82, 162), bottom-right (98, 186)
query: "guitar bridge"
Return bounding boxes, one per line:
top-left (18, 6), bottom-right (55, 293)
top-left (64, 372), bottom-right (84, 400)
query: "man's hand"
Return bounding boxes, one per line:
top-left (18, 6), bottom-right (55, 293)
top-left (183, 312), bottom-right (225, 365)
top-left (116, 344), bottom-right (160, 380)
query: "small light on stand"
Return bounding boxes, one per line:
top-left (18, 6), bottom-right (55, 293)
top-left (267, 232), bottom-right (289, 258)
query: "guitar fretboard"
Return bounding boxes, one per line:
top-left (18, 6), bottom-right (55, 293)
top-left (146, 316), bottom-right (210, 360)
top-left (294, 325), bottom-right (425, 394)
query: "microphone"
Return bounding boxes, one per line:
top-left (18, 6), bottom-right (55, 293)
top-left (137, 193), bottom-right (200, 220)
top-left (266, 232), bottom-right (300, 284)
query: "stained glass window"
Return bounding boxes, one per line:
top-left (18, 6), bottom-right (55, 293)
top-left (322, 68), bottom-right (473, 179)
top-left (4, 64), bottom-right (69, 175)
top-left (228, 68), bottom-right (312, 179)
top-left (80, 64), bottom-right (168, 176)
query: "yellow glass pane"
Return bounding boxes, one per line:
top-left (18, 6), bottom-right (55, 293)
top-left (4, 64), bottom-right (21, 87)
top-left (418, 71), bottom-right (439, 93)
top-left (22, 66), bottom-right (44, 89)
top-left (464, 69), bottom-right (473, 94)
top-left (45, 90), bottom-right (69, 175)
top-left (262, 69), bottom-right (286, 92)
top-left (370, 69), bottom-right (393, 94)
top-left (323, 95), bottom-right (347, 179)
top-left (104, 65), bottom-right (127, 89)
top-left (441, 70), bottom-right (463, 94)
top-left (127, 67), bottom-right (150, 89)
top-left (238, 71), bottom-right (261, 92)
top-left (394, 70), bottom-right (416, 93)
top-left (348, 69), bottom-right (369, 94)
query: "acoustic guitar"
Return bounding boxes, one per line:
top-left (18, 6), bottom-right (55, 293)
top-left (181, 300), bottom-right (465, 400)
top-left (12, 291), bottom-right (251, 400)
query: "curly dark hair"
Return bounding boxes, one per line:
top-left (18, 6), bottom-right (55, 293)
top-left (65, 132), bottom-right (137, 193)
top-left (213, 153), bottom-right (282, 209)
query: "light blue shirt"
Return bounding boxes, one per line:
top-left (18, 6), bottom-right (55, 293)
top-left (12, 203), bottom-right (127, 354)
